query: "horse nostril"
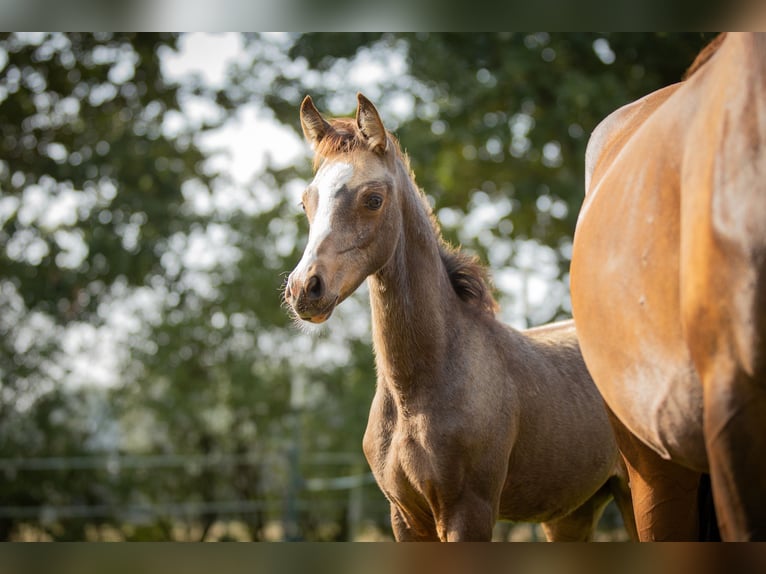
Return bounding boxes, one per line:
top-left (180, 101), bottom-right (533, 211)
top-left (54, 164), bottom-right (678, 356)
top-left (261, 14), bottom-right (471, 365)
top-left (306, 274), bottom-right (323, 300)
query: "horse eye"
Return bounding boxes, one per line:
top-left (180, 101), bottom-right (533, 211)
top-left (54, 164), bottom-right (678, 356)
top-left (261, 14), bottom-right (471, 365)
top-left (299, 201), bottom-right (306, 212)
top-left (365, 194), bottom-right (383, 211)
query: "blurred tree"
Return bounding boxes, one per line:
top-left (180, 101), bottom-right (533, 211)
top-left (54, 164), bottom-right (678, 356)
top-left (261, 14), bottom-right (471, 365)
top-left (0, 32), bottom-right (225, 539)
top-left (0, 32), bottom-right (217, 321)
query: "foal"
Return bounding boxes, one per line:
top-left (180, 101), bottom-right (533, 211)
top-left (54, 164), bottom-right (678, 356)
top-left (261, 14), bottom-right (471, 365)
top-left (285, 94), bottom-right (635, 541)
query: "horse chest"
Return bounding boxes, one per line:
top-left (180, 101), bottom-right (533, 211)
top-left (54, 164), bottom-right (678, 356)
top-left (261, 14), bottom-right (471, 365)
top-left (370, 421), bottom-right (436, 488)
top-left (364, 393), bottom-right (453, 509)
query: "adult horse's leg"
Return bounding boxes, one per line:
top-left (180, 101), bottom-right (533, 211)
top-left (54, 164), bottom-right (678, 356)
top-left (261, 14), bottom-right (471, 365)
top-left (704, 368), bottom-right (766, 540)
top-left (607, 410), bottom-right (702, 540)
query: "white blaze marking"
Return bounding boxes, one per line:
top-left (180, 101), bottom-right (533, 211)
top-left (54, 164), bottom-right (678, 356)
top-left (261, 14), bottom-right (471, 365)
top-left (291, 160), bottom-right (355, 285)
top-left (305, 161), bottom-right (354, 251)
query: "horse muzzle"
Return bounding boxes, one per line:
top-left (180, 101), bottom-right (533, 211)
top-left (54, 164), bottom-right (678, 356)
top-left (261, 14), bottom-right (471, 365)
top-left (285, 268), bottom-right (340, 324)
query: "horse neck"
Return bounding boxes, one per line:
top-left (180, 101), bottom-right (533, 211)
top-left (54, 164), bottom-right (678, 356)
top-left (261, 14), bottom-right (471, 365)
top-left (368, 162), bottom-right (453, 389)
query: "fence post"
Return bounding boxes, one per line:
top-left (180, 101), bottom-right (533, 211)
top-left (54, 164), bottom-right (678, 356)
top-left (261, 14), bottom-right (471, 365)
top-left (346, 465), bottom-right (364, 541)
top-left (283, 373), bottom-right (306, 541)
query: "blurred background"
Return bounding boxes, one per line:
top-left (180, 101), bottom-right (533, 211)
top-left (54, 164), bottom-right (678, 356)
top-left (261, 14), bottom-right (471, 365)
top-left (0, 32), bottom-right (715, 541)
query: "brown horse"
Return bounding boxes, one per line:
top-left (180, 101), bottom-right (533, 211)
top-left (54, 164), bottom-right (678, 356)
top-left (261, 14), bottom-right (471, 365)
top-left (571, 33), bottom-right (766, 541)
top-left (284, 93), bottom-right (636, 541)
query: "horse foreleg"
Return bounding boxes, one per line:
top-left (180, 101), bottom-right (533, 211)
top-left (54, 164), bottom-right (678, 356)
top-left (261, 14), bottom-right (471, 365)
top-left (608, 410), bottom-right (701, 540)
top-left (389, 505), bottom-right (439, 541)
top-left (434, 494), bottom-right (496, 541)
top-left (386, 487), bottom-right (496, 541)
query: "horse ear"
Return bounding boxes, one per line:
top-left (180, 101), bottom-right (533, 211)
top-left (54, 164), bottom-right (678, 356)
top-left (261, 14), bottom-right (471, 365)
top-left (356, 93), bottom-right (387, 154)
top-left (300, 95), bottom-right (332, 149)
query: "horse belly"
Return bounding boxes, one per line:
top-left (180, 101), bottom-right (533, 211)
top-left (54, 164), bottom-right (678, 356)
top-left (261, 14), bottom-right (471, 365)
top-left (497, 373), bottom-right (621, 523)
top-left (572, 153), bottom-right (708, 472)
top-left (498, 442), bottom-right (616, 523)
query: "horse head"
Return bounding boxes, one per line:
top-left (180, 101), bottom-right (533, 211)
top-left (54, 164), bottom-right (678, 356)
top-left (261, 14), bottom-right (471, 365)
top-left (285, 94), bottom-right (403, 323)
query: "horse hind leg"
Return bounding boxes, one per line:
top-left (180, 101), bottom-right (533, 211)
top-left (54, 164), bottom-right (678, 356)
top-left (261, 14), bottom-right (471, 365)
top-left (540, 456), bottom-right (638, 542)
top-left (540, 483), bottom-right (614, 541)
top-left (608, 410), bottom-right (702, 540)
top-left (704, 367), bottom-right (766, 540)
top-left (607, 458), bottom-right (639, 540)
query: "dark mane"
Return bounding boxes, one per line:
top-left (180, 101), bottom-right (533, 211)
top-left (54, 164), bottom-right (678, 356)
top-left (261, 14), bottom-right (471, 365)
top-left (439, 242), bottom-right (499, 316)
top-left (683, 33), bottom-right (727, 81)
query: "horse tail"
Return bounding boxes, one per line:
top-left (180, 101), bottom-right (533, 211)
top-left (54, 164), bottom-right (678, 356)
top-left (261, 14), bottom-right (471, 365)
top-left (697, 473), bottom-right (721, 540)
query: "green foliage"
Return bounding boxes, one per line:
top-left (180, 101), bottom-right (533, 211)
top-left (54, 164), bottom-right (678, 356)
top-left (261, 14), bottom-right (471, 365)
top-left (0, 32), bottom-right (213, 322)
